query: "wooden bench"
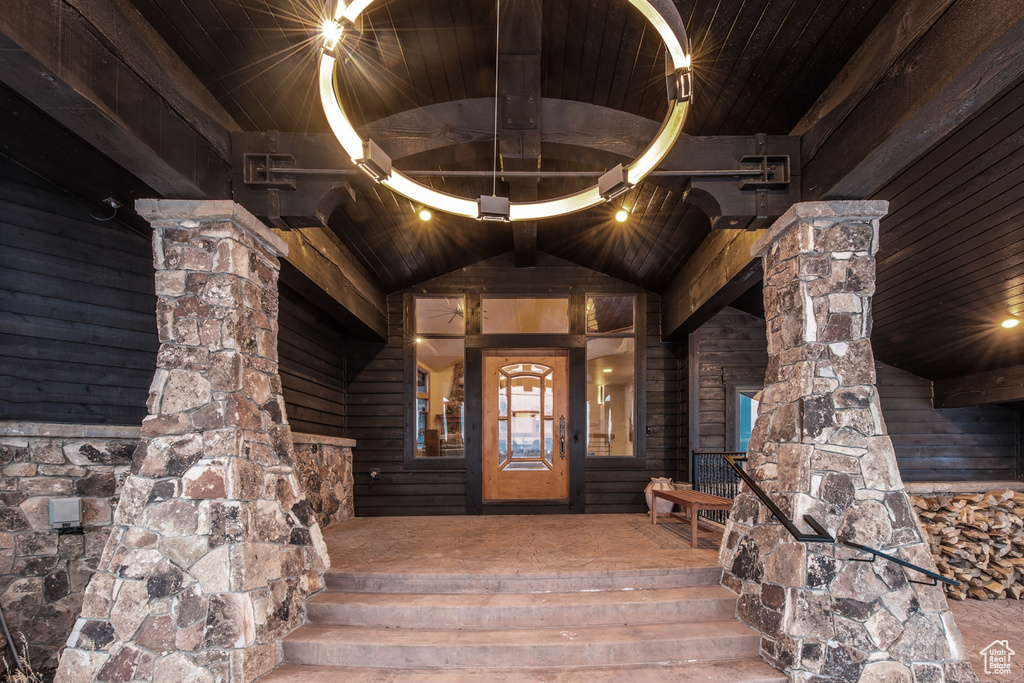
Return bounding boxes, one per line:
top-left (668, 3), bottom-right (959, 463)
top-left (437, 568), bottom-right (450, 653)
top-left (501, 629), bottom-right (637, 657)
top-left (651, 489), bottom-right (734, 548)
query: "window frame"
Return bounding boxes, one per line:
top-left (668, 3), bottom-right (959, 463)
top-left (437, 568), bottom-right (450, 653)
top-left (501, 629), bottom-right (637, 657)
top-left (584, 294), bottom-right (646, 466)
top-left (404, 294), bottom-right (468, 470)
top-left (726, 382), bottom-right (763, 452)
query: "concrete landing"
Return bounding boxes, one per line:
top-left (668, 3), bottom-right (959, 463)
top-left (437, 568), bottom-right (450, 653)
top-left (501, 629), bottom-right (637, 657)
top-left (319, 513), bottom-right (723, 574)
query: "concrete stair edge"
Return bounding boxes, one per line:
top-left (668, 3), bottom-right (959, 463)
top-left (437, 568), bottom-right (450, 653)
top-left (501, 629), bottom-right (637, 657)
top-left (281, 620), bottom-right (762, 668)
top-left (259, 659), bottom-right (788, 682)
top-left (306, 584), bottom-right (739, 628)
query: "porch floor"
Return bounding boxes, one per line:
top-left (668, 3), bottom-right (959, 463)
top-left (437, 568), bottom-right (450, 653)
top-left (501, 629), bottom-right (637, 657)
top-left (320, 513), bottom-right (722, 575)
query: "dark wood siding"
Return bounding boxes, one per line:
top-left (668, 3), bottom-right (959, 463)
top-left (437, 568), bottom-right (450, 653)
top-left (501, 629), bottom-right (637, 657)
top-left (693, 307), bottom-right (769, 452)
top-left (0, 157), bottom-right (157, 424)
top-left (692, 307), bottom-right (1021, 482)
top-left (347, 296), bottom-right (466, 516)
top-left (0, 154), bottom-right (351, 434)
top-left (876, 363), bottom-right (1020, 482)
top-left (279, 282), bottom-right (348, 437)
top-left (347, 253), bottom-right (683, 516)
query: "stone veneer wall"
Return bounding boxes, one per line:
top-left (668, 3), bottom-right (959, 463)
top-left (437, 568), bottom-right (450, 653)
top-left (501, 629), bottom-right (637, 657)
top-left (719, 202), bottom-right (976, 682)
top-left (55, 201), bottom-right (330, 683)
top-left (0, 423), bottom-right (140, 672)
top-left (291, 434), bottom-right (354, 528)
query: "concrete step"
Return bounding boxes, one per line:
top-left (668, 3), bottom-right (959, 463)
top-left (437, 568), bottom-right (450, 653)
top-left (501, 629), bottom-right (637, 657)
top-left (306, 585), bottom-right (739, 628)
top-left (324, 565), bottom-right (723, 594)
top-left (281, 620), bottom-right (762, 669)
top-left (261, 660), bottom-right (789, 682)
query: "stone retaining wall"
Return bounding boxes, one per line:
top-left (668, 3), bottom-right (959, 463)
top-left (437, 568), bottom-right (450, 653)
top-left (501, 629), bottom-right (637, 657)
top-left (0, 423), bottom-right (141, 673)
top-left (0, 424), bottom-right (356, 676)
top-left (291, 434), bottom-right (354, 528)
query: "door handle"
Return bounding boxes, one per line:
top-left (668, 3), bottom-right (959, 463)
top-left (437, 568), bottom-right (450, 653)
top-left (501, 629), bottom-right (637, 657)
top-left (559, 416), bottom-right (566, 459)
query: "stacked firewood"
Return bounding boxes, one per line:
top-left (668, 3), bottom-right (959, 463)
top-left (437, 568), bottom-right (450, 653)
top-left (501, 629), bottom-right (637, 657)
top-left (911, 489), bottom-right (1024, 601)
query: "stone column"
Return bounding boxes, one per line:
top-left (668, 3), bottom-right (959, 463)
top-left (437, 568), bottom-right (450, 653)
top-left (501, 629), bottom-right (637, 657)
top-left (56, 201), bottom-right (329, 683)
top-left (719, 202), bottom-right (976, 682)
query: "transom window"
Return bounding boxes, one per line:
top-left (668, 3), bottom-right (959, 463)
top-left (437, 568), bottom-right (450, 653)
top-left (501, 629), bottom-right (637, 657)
top-left (482, 297), bottom-right (569, 334)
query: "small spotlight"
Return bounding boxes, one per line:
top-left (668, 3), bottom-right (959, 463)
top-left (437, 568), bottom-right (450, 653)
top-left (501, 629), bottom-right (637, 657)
top-left (418, 208), bottom-right (432, 222)
top-left (415, 337), bottom-right (423, 344)
top-left (602, 368), bottom-right (612, 373)
top-left (615, 208), bottom-right (629, 223)
top-left (1001, 318), bottom-right (1020, 329)
top-left (321, 19), bottom-right (343, 51)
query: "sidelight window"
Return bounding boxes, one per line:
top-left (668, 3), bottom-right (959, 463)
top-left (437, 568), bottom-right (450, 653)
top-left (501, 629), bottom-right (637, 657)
top-left (413, 297), bottom-right (465, 458)
top-left (586, 295), bottom-right (636, 457)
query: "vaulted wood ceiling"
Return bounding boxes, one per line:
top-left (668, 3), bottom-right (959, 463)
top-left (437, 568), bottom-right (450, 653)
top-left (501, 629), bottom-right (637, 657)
top-left (129, 0), bottom-right (893, 292)
top-left (2, 0), bottom-right (1024, 393)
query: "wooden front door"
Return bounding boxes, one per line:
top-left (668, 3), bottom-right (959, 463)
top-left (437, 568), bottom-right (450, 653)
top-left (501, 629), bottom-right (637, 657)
top-left (482, 350), bottom-right (569, 501)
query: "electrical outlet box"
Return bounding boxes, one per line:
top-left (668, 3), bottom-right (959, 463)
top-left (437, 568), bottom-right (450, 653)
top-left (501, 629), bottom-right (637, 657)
top-left (49, 498), bottom-right (82, 528)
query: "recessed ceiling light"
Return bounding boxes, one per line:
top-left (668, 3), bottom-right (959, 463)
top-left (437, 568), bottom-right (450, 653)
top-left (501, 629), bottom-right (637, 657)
top-left (415, 337), bottom-right (423, 343)
top-left (1001, 318), bottom-right (1020, 329)
top-left (615, 208), bottom-right (629, 223)
top-left (418, 208), bottom-right (432, 222)
top-left (602, 368), bottom-right (612, 373)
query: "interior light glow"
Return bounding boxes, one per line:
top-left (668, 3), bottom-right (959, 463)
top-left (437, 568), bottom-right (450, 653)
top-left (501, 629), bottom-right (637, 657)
top-left (320, 0), bottom-right (690, 221)
top-left (415, 337), bottom-right (423, 343)
top-left (321, 19), bottom-right (343, 51)
top-left (615, 208), bottom-right (629, 223)
top-left (418, 207), bottom-right (432, 221)
top-left (602, 368), bottom-right (612, 373)
top-left (1001, 318), bottom-right (1020, 329)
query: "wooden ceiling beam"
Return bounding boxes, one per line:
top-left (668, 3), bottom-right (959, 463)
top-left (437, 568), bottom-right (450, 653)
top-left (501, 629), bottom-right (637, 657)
top-left (272, 227), bottom-right (389, 342)
top-left (799, 0), bottom-right (1024, 200)
top-left (498, 0), bottom-right (542, 268)
top-left (933, 364), bottom-right (1024, 408)
top-left (660, 229), bottom-right (766, 341)
top-left (0, 0), bottom-right (236, 199)
top-left (235, 116), bottom-right (799, 228)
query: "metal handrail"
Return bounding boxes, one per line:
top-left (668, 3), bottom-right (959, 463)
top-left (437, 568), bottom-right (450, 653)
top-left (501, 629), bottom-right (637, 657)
top-left (723, 454), bottom-right (959, 588)
top-left (0, 600), bottom-right (22, 672)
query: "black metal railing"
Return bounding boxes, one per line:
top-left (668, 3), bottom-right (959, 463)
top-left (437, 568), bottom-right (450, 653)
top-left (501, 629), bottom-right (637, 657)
top-left (692, 450), bottom-right (745, 524)
top-left (723, 454), bottom-right (959, 588)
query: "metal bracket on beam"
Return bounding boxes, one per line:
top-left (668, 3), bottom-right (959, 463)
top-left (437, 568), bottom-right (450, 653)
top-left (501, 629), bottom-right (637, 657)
top-left (243, 153), bottom-right (296, 189)
top-left (738, 155), bottom-right (790, 190)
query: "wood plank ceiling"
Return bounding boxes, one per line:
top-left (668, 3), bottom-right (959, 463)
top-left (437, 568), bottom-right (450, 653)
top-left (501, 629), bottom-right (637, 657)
top-left (129, 0), bottom-right (894, 292)
top-left (870, 72), bottom-right (1024, 381)
top-left (110, 0), bottom-right (1024, 381)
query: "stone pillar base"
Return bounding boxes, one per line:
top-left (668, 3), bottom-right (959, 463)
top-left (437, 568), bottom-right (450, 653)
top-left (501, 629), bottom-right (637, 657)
top-left (719, 202), bottom-right (976, 682)
top-left (56, 201), bottom-right (329, 683)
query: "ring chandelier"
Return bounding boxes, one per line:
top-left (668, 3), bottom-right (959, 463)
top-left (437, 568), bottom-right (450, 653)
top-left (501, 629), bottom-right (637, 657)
top-left (318, 0), bottom-right (692, 222)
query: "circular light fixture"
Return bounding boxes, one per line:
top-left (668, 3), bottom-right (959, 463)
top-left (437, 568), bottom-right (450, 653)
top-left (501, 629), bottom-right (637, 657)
top-left (1001, 318), bottom-right (1020, 329)
top-left (417, 207), bottom-right (432, 222)
top-left (415, 337), bottom-right (423, 344)
top-left (614, 208), bottom-right (630, 223)
top-left (319, 0), bottom-right (691, 222)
